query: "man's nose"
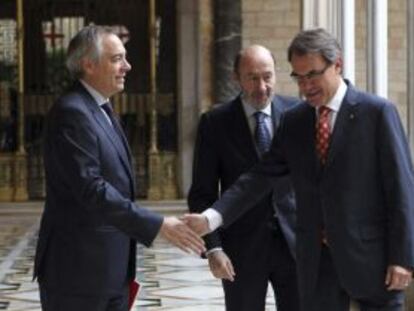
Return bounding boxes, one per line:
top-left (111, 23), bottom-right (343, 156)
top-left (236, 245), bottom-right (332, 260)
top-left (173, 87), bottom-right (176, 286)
top-left (123, 59), bottom-right (132, 71)
top-left (257, 78), bottom-right (267, 91)
top-left (298, 79), bottom-right (313, 91)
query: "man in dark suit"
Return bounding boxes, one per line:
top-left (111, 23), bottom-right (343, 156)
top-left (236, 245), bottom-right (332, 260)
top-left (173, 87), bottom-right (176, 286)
top-left (188, 45), bottom-right (299, 311)
top-left (33, 25), bottom-right (204, 311)
top-left (184, 28), bottom-right (414, 311)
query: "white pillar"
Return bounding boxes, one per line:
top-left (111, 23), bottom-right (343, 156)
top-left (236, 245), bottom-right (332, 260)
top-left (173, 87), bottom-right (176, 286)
top-left (367, 0), bottom-right (388, 98)
top-left (302, 0), bottom-right (332, 30)
top-left (338, 0), bottom-right (355, 83)
top-left (302, 0), bottom-right (355, 83)
top-left (408, 0), bottom-right (414, 150)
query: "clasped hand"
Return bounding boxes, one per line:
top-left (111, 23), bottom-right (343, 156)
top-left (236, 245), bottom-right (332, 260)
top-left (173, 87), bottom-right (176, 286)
top-left (180, 213), bottom-right (210, 236)
top-left (159, 216), bottom-right (206, 255)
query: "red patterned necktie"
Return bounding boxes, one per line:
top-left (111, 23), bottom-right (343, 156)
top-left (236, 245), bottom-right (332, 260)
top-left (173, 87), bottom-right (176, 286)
top-left (316, 106), bottom-right (331, 164)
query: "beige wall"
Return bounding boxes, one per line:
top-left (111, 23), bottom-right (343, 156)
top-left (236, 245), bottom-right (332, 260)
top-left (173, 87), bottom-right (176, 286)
top-left (242, 0), bottom-right (301, 96)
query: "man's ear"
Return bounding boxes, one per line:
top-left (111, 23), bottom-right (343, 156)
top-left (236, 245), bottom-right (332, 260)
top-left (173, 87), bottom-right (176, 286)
top-left (82, 57), bottom-right (95, 76)
top-left (334, 56), bottom-right (343, 75)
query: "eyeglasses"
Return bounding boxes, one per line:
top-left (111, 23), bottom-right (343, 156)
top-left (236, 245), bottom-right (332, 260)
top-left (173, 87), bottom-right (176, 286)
top-left (290, 63), bottom-right (332, 84)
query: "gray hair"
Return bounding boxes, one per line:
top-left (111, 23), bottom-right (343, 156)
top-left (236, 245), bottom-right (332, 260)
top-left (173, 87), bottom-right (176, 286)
top-left (66, 25), bottom-right (115, 79)
top-left (287, 28), bottom-right (341, 64)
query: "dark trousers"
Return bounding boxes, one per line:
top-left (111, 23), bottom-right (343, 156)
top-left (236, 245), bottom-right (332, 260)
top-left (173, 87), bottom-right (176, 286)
top-left (39, 285), bottom-right (129, 311)
top-left (308, 246), bottom-right (405, 311)
top-left (222, 223), bottom-right (299, 311)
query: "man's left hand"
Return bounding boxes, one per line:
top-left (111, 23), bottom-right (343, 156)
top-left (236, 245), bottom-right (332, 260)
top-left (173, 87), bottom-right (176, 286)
top-left (385, 265), bottom-right (412, 290)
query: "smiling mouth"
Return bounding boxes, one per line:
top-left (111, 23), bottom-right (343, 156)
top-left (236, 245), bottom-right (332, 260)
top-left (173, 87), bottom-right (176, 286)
top-left (305, 90), bottom-right (320, 99)
top-left (254, 92), bottom-right (268, 100)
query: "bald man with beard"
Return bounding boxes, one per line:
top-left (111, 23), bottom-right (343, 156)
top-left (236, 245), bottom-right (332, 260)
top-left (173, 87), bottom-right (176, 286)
top-left (188, 45), bottom-right (300, 311)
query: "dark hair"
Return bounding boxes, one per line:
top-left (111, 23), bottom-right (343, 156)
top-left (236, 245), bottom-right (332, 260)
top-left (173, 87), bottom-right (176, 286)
top-left (287, 28), bottom-right (341, 64)
top-left (66, 25), bottom-right (116, 79)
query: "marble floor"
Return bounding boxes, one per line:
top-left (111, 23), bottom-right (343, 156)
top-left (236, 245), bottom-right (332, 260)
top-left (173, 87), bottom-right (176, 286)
top-left (0, 202), bottom-right (276, 311)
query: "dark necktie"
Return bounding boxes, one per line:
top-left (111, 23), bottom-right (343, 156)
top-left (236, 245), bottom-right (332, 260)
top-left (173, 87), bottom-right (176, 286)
top-left (101, 102), bottom-right (128, 147)
top-left (316, 106), bottom-right (331, 164)
top-left (102, 102), bottom-right (134, 192)
top-left (254, 111), bottom-right (272, 156)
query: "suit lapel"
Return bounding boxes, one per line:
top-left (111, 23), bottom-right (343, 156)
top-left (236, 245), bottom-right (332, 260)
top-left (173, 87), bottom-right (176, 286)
top-left (271, 97), bottom-right (282, 132)
top-left (111, 115), bottom-right (134, 165)
top-left (230, 97), bottom-right (259, 160)
top-left (325, 85), bottom-right (359, 168)
top-left (76, 83), bottom-right (135, 188)
top-left (301, 104), bottom-right (323, 171)
top-left (93, 109), bottom-right (134, 174)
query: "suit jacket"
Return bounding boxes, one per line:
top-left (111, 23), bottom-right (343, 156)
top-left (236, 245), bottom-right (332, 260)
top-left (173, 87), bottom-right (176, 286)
top-left (34, 82), bottom-right (163, 295)
top-left (210, 81), bottom-right (414, 304)
top-left (188, 95), bottom-right (298, 260)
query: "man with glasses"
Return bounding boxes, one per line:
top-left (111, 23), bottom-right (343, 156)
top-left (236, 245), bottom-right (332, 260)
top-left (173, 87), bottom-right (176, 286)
top-left (184, 28), bottom-right (414, 311)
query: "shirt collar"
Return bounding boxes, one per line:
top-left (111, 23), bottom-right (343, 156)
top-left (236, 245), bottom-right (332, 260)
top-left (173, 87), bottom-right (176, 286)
top-left (323, 79), bottom-right (347, 113)
top-left (241, 97), bottom-right (272, 118)
top-left (80, 80), bottom-right (109, 107)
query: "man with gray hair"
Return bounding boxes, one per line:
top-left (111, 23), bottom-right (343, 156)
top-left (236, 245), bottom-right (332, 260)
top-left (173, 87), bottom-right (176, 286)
top-left (34, 25), bottom-right (205, 311)
top-left (184, 28), bottom-right (414, 311)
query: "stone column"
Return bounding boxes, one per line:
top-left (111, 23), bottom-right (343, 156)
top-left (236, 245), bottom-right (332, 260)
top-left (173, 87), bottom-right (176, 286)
top-left (177, 0), bottom-right (199, 197)
top-left (176, 0), bottom-right (214, 196)
top-left (213, 0), bottom-right (241, 105)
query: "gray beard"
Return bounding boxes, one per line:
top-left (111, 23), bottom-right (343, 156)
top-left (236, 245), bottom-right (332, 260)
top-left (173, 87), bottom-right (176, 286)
top-left (241, 92), bottom-right (273, 110)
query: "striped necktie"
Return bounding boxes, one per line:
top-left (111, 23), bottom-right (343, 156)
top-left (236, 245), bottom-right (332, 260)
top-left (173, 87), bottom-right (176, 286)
top-left (254, 111), bottom-right (272, 156)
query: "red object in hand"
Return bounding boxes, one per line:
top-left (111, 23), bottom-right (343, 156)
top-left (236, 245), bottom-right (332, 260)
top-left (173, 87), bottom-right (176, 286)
top-left (128, 280), bottom-right (140, 310)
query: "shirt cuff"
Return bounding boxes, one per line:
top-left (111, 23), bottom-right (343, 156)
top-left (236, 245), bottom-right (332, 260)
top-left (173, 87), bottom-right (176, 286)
top-left (202, 208), bottom-right (223, 232)
top-left (205, 247), bottom-right (223, 256)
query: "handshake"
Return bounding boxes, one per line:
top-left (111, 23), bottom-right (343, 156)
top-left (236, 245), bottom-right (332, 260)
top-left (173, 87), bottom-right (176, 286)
top-left (158, 214), bottom-right (210, 255)
top-left (159, 214), bottom-right (236, 282)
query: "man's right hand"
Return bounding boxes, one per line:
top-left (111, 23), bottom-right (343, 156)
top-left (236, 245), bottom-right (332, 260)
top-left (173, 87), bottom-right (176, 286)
top-left (207, 250), bottom-right (235, 282)
top-left (159, 216), bottom-right (206, 255)
top-left (181, 213), bottom-right (210, 236)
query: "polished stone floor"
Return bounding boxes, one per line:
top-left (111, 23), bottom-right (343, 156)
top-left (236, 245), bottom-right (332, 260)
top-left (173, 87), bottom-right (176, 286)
top-left (0, 202), bottom-right (277, 311)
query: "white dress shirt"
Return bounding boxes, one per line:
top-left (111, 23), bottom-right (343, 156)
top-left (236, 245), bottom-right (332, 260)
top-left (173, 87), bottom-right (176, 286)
top-left (316, 79), bottom-right (347, 129)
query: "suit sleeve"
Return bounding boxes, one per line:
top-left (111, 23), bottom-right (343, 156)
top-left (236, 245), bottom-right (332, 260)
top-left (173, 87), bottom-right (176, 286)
top-left (46, 103), bottom-right (163, 246)
top-left (378, 103), bottom-right (414, 268)
top-left (188, 113), bottom-right (222, 250)
top-left (210, 116), bottom-right (290, 228)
